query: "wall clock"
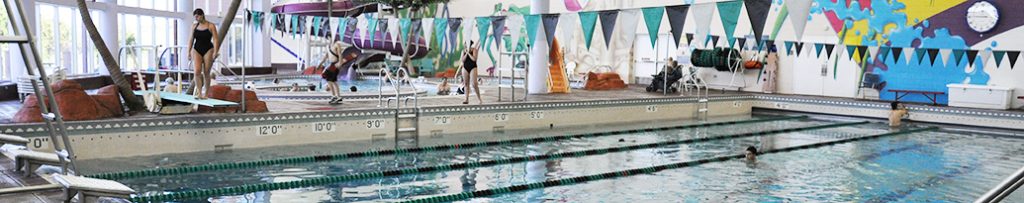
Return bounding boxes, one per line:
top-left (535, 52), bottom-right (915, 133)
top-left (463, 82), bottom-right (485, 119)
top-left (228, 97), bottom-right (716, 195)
top-left (966, 0), bottom-right (999, 33)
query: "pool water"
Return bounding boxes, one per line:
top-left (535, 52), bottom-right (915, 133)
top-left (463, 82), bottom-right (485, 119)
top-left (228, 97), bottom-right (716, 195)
top-left (251, 78), bottom-right (437, 95)
top-left (82, 116), bottom-right (1024, 202)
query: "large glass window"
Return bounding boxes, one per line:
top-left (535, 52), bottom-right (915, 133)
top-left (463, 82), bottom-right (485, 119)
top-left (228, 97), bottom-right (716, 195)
top-left (35, 3), bottom-right (103, 77)
top-left (118, 13), bottom-right (177, 71)
top-left (120, 0), bottom-right (177, 12)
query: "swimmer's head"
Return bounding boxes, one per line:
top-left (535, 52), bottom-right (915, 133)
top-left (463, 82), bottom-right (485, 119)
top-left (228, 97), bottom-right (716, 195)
top-left (745, 146), bottom-right (758, 161)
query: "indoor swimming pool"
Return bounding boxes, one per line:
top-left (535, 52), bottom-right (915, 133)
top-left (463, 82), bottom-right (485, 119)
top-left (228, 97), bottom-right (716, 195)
top-left (76, 115), bottom-right (1024, 202)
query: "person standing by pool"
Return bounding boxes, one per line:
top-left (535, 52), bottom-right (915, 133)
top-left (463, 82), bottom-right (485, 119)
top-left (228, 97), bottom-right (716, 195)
top-left (318, 42), bottom-right (353, 104)
top-left (186, 9), bottom-right (219, 100)
top-left (460, 41), bottom-right (482, 105)
top-left (889, 101), bottom-right (910, 127)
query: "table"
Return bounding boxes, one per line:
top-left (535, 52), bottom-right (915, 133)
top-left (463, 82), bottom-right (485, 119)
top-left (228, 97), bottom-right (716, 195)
top-left (888, 89), bottom-right (945, 105)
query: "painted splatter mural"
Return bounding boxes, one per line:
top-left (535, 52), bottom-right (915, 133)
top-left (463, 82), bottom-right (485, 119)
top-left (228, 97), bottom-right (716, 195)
top-left (810, 0), bottom-right (1022, 104)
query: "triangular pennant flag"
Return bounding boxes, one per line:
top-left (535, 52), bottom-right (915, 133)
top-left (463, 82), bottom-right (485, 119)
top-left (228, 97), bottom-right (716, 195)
top-left (524, 15), bottom-right (541, 45)
top-left (786, 0), bottom-right (814, 41)
top-left (744, 0), bottom-right (772, 44)
top-left (693, 3), bottom-right (715, 48)
top-left (448, 18), bottom-right (462, 48)
top-left (815, 43), bottom-right (825, 58)
top-left (891, 47), bottom-right (903, 63)
top-left (642, 7), bottom-right (665, 49)
top-left (981, 49), bottom-right (992, 68)
top-left (796, 42), bottom-right (806, 56)
top-left (578, 11), bottom-right (599, 49)
top-left (337, 18), bottom-right (350, 41)
top-left (434, 18), bottom-right (448, 49)
top-left (367, 17), bottom-right (379, 46)
top-left (856, 46), bottom-right (868, 62)
top-left (784, 41), bottom-right (795, 55)
top-left (541, 14), bottom-right (560, 46)
top-left (879, 47), bottom-right (891, 63)
top-left (846, 45), bottom-right (857, 61)
top-left (491, 16), bottom-right (507, 49)
top-left (422, 18), bottom-right (434, 48)
top-left (966, 50), bottom-right (979, 66)
top-left (926, 49), bottom-right (940, 66)
top-left (666, 5), bottom-right (690, 47)
top-left (904, 48), bottom-right (916, 65)
top-left (914, 49), bottom-right (928, 65)
top-left (507, 15), bottom-right (523, 50)
top-left (599, 10), bottom-right (619, 49)
top-left (388, 18), bottom-right (401, 47)
top-left (476, 17), bottom-right (492, 44)
top-left (867, 46), bottom-right (880, 61)
top-left (737, 38), bottom-right (748, 49)
top-left (825, 44), bottom-right (835, 59)
top-left (764, 40), bottom-right (775, 52)
top-left (993, 50), bottom-right (1006, 68)
top-left (685, 33), bottom-right (695, 45)
top-left (716, 1), bottom-right (743, 43)
top-left (709, 36), bottom-right (721, 48)
top-left (952, 49), bottom-right (966, 66)
top-left (1008, 51), bottom-right (1020, 69)
top-left (399, 18), bottom-right (412, 45)
top-left (728, 38), bottom-right (737, 48)
top-left (940, 49), bottom-right (952, 67)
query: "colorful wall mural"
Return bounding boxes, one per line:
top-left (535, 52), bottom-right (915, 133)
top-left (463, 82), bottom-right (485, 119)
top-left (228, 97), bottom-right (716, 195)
top-left (811, 0), bottom-right (1022, 104)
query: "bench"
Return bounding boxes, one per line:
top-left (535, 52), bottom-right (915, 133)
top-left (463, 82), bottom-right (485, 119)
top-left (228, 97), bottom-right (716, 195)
top-left (0, 133), bottom-right (29, 147)
top-left (888, 89), bottom-right (945, 105)
top-left (11, 150), bottom-right (62, 176)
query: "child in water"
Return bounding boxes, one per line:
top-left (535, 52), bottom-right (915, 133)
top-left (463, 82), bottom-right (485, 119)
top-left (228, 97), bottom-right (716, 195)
top-left (889, 101), bottom-right (910, 127)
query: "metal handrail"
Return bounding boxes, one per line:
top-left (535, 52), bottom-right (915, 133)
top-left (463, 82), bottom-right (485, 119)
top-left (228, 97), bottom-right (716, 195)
top-left (117, 45), bottom-right (162, 73)
top-left (977, 165), bottom-right (1024, 203)
top-left (377, 67), bottom-right (401, 108)
top-left (394, 67), bottom-right (417, 108)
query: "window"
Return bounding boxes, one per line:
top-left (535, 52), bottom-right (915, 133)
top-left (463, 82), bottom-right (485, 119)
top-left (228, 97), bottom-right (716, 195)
top-left (118, 13), bottom-right (178, 71)
top-left (35, 3), bottom-right (104, 77)
top-left (120, 0), bottom-right (177, 12)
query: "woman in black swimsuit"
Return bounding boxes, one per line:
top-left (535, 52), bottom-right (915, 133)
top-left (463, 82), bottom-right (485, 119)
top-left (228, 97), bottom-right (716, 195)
top-left (461, 41), bottom-right (482, 104)
top-left (186, 9), bottom-right (219, 99)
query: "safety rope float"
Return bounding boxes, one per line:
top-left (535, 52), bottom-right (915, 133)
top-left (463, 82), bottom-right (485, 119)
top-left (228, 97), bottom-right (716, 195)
top-left (402, 126), bottom-right (939, 203)
top-left (91, 116), bottom-right (808, 180)
top-left (130, 121), bottom-right (865, 202)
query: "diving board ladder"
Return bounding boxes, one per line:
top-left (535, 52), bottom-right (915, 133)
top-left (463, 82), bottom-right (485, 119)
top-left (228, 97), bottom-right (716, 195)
top-left (2, 0), bottom-right (78, 174)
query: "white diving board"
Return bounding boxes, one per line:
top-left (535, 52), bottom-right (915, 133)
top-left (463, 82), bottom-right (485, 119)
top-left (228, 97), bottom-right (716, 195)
top-left (133, 91), bottom-right (238, 107)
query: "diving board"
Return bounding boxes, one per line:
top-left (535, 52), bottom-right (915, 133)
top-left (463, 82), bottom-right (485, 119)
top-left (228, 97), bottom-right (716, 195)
top-left (133, 91), bottom-right (238, 107)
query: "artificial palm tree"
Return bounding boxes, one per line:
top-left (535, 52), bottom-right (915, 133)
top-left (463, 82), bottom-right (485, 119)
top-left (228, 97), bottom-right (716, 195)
top-left (76, 0), bottom-right (144, 111)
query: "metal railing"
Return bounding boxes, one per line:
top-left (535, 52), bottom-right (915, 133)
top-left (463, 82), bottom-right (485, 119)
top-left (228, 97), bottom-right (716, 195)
top-left (377, 67), bottom-right (401, 108)
top-left (976, 165), bottom-right (1024, 203)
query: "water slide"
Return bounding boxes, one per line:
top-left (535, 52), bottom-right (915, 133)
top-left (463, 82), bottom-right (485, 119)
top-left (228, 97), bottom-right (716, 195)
top-left (271, 0), bottom-right (430, 79)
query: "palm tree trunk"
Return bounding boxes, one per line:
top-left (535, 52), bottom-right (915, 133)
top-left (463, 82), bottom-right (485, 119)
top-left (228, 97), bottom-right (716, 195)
top-left (76, 0), bottom-right (145, 111)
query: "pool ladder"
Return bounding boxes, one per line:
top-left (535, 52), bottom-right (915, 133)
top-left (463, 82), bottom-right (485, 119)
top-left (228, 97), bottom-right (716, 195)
top-left (377, 67), bottom-right (420, 148)
top-left (976, 164), bottom-right (1024, 203)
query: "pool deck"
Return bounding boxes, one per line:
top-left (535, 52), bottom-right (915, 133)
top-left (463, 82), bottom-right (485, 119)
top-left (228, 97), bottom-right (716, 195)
top-left (0, 82), bottom-right (1023, 202)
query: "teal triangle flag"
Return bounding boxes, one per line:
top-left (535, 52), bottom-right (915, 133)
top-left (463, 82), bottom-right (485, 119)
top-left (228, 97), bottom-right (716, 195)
top-left (846, 45), bottom-right (857, 61)
top-left (784, 41), bottom-right (795, 55)
top-left (879, 47), bottom-right (891, 63)
top-left (337, 18), bottom-right (349, 41)
top-left (642, 7), bottom-right (665, 49)
top-left (815, 43), bottom-right (825, 58)
top-left (952, 49), bottom-right (965, 66)
top-left (525, 14), bottom-right (541, 45)
top-left (728, 38), bottom-right (737, 48)
top-left (400, 18), bottom-right (412, 44)
top-left (993, 50), bottom-right (1006, 68)
top-left (716, 1), bottom-right (743, 44)
top-left (579, 11), bottom-right (599, 50)
top-left (434, 18), bottom-right (448, 49)
top-left (367, 17), bottom-right (378, 46)
top-left (476, 17), bottom-right (491, 44)
top-left (916, 49), bottom-right (928, 65)
top-left (291, 15), bottom-right (299, 38)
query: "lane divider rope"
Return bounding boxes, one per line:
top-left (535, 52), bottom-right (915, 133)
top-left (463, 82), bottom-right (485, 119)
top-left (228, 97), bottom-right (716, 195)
top-left (91, 116), bottom-right (807, 180)
top-left (401, 126), bottom-right (939, 203)
top-left (129, 120), bottom-right (863, 202)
